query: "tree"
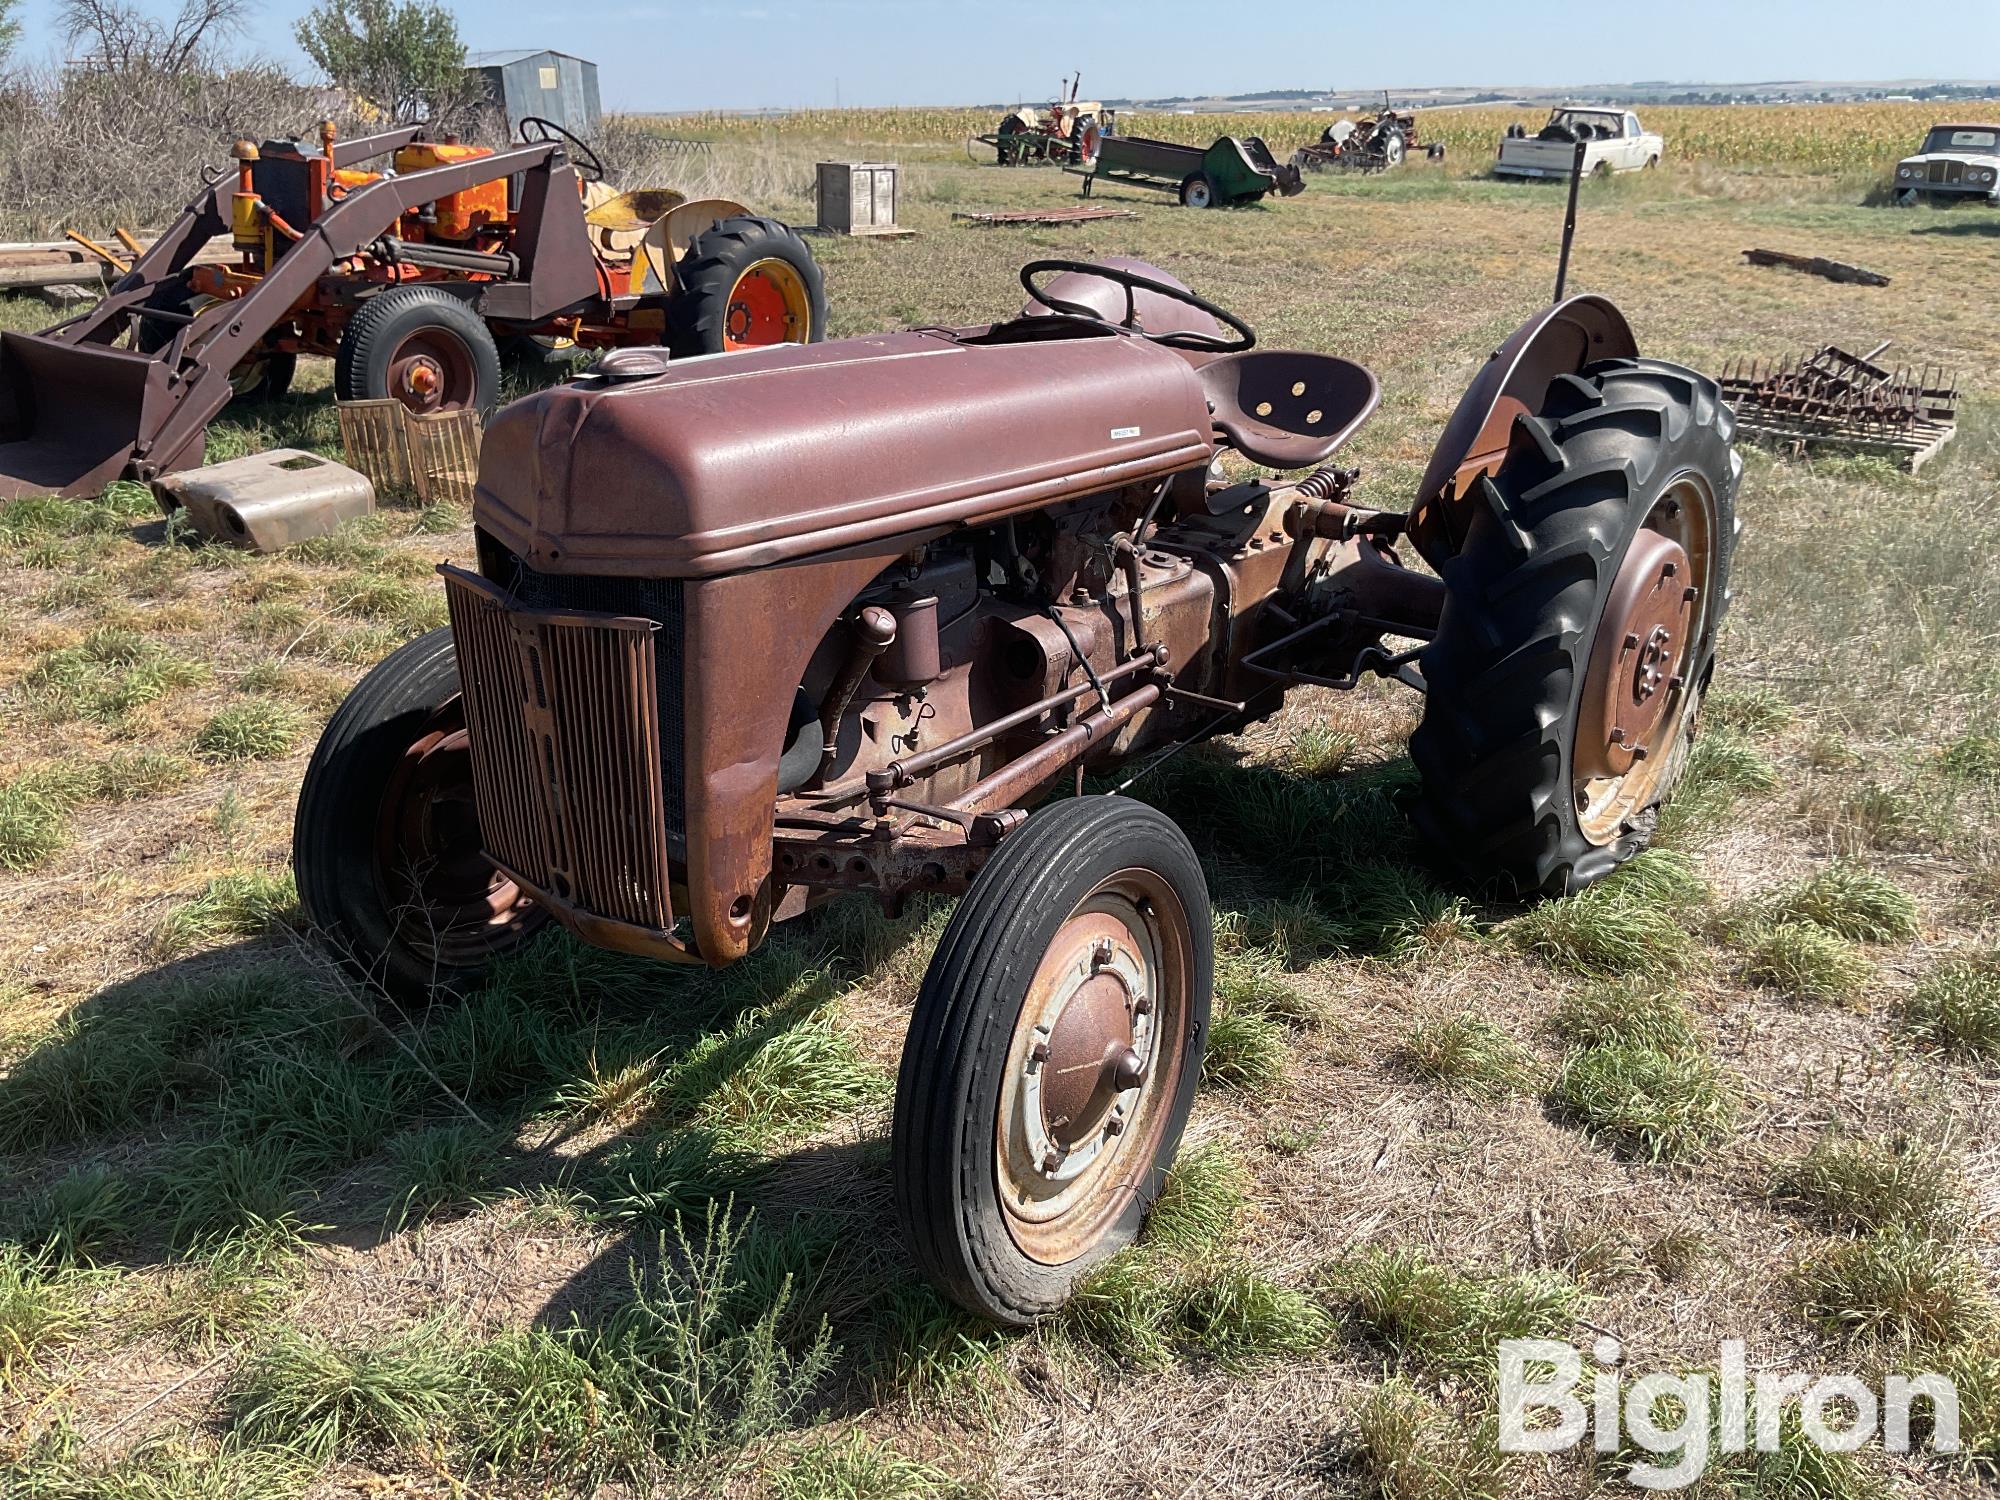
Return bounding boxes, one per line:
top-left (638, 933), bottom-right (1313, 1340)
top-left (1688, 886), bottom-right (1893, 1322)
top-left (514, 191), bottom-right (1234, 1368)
top-left (294, 0), bottom-right (469, 124)
top-left (0, 0), bottom-right (22, 69)
top-left (59, 0), bottom-right (246, 74)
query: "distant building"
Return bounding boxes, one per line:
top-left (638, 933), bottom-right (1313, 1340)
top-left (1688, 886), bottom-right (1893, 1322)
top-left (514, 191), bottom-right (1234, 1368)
top-left (466, 49), bottom-right (601, 139)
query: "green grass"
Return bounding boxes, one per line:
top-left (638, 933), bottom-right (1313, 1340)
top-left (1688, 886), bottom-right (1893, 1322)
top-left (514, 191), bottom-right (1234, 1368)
top-left (228, 1318), bottom-right (472, 1461)
top-left (152, 870), bottom-right (299, 956)
top-left (1174, 1258), bottom-right (1333, 1370)
top-left (1706, 683), bottom-right (1795, 734)
top-left (1756, 862), bottom-right (1920, 943)
top-left (1793, 1225), bottom-right (1992, 1349)
top-left (1769, 1134), bottom-right (1968, 1239)
top-left (10, 1164), bottom-right (135, 1266)
top-left (1550, 1042), bottom-right (1738, 1162)
top-left (671, 1010), bottom-right (887, 1145)
top-left (1739, 921), bottom-right (1872, 1003)
top-left (1145, 1140), bottom-right (1248, 1252)
top-left (0, 1244), bottom-right (92, 1389)
top-left (1548, 983), bottom-right (1701, 1053)
top-left (1341, 1379), bottom-right (1508, 1500)
top-left (0, 750), bottom-right (195, 871)
top-left (1398, 1014), bottom-right (1537, 1100)
top-left (1, 1431), bottom-right (312, 1499)
top-left (1506, 875), bottom-right (1699, 980)
top-left (864, 1280), bottom-right (1009, 1405)
top-left (17, 627), bottom-right (209, 725)
top-left (1213, 946), bottom-right (1323, 1026)
top-left (1320, 1248), bottom-right (1580, 1386)
top-left (1657, 726), bottom-right (1781, 839)
top-left (585, 1127), bottom-right (772, 1227)
top-left (1903, 953), bottom-right (2000, 1060)
top-left (768, 1430), bottom-right (962, 1500)
top-left (1061, 1251), bottom-right (1331, 1373)
top-left (383, 1121), bottom-right (501, 1230)
top-left (150, 1227), bottom-right (301, 1352)
top-left (193, 697), bottom-right (309, 761)
top-left (1202, 998), bottom-right (1290, 1096)
top-left (1941, 731), bottom-right (2000, 783)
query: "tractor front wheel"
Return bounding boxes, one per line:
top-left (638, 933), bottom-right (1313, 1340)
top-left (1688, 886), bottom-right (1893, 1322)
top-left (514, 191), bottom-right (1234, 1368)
top-left (893, 796), bottom-right (1211, 1325)
top-left (335, 286), bottom-right (503, 417)
top-left (136, 281), bottom-right (296, 405)
top-left (667, 215), bottom-right (826, 357)
top-left (1410, 358), bottom-right (1740, 897)
top-left (294, 627), bottom-right (545, 1000)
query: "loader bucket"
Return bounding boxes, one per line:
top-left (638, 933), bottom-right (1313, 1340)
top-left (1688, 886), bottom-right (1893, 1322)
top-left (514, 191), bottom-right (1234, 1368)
top-left (0, 331), bottom-right (198, 500)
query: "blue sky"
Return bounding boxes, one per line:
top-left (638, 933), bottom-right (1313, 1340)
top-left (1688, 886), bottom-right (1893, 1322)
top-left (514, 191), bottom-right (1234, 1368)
top-left (10, 0), bottom-right (1997, 111)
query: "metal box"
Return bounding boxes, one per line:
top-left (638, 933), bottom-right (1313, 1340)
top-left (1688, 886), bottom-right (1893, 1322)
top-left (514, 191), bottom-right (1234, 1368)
top-left (816, 161), bottom-right (901, 235)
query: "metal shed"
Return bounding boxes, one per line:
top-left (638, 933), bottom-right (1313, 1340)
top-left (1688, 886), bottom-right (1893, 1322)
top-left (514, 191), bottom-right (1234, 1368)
top-left (466, 49), bottom-right (601, 139)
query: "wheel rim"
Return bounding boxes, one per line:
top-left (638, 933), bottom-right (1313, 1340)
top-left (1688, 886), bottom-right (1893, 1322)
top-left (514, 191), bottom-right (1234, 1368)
top-left (1188, 181), bottom-right (1211, 207)
top-left (386, 326), bottom-right (478, 413)
top-left (723, 258), bottom-right (811, 349)
top-left (1572, 471), bottom-right (1718, 845)
top-left (995, 870), bottom-right (1193, 1266)
top-left (373, 700), bottom-right (545, 967)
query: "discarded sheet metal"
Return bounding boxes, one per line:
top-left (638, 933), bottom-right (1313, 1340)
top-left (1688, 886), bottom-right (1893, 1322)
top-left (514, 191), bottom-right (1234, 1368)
top-left (952, 205), bottom-right (1141, 227)
top-left (1717, 342), bottom-right (1959, 471)
top-left (150, 448), bottom-right (375, 552)
top-left (1742, 248), bottom-right (1890, 287)
top-left (337, 399), bottom-right (482, 507)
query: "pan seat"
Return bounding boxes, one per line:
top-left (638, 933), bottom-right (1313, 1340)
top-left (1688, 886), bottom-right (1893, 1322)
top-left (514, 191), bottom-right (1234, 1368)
top-left (1197, 348), bottom-right (1380, 470)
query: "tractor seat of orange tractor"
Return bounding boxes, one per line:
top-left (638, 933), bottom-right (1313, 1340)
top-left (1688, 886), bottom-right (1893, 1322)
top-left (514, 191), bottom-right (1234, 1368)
top-left (1196, 348), bottom-right (1381, 471)
top-left (582, 186), bottom-right (687, 261)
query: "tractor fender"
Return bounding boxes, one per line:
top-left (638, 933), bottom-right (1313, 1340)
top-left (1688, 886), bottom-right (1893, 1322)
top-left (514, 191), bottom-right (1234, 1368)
top-left (635, 197), bottom-right (754, 294)
top-left (1406, 294), bottom-right (1637, 571)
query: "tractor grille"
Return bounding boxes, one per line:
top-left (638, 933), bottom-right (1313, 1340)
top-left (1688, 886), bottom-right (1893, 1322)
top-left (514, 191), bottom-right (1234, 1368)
top-left (1928, 160), bottom-right (1963, 185)
top-left (474, 531), bottom-right (686, 837)
top-left (442, 563), bottom-right (679, 932)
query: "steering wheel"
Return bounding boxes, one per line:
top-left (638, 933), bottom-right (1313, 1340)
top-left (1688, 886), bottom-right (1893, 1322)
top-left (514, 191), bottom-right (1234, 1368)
top-left (1019, 259), bottom-right (1255, 353)
top-left (519, 116), bottom-right (605, 183)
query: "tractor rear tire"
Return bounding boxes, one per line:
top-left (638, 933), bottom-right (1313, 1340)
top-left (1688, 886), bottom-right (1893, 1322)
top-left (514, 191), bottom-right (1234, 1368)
top-left (1409, 358), bottom-right (1741, 898)
top-left (893, 795), bottom-right (1211, 1325)
top-left (667, 215), bottom-right (826, 357)
top-left (335, 286), bottom-right (502, 417)
top-left (294, 627), bottom-right (546, 1001)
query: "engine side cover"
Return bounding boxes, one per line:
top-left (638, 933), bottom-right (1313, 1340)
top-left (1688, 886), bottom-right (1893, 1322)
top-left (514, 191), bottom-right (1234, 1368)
top-left (473, 327), bottom-right (1216, 578)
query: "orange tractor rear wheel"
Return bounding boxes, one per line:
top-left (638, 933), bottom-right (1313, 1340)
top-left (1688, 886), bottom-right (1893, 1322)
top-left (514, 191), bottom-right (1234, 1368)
top-left (667, 215), bottom-right (827, 357)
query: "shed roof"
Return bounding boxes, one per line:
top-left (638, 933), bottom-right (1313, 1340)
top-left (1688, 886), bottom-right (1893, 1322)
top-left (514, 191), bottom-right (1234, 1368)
top-left (465, 48), bottom-right (594, 68)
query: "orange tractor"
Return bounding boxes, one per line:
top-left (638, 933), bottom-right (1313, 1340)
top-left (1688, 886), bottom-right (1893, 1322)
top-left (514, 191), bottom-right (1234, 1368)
top-left (0, 117), bottom-right (826, 500)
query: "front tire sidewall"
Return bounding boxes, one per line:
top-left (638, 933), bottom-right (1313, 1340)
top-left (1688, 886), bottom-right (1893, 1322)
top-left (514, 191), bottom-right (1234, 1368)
top-left (293, 628), bottom-right (521, 1000)
top-left (894, 797), bottom-right (1212, 1324)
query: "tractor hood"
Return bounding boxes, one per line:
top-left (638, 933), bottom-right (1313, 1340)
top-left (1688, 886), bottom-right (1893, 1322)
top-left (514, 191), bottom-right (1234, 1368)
top-left (472, 326), bottom-right (1216, 578)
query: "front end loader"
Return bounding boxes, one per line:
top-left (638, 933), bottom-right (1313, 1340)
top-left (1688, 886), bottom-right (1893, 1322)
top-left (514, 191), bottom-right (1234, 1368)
top-left (0, 119), bottom-right (826, 501)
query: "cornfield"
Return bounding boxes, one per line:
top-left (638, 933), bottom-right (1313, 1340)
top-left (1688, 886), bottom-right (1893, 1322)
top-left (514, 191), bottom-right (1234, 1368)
top-left (647, 101), bottom-right (1996, 177)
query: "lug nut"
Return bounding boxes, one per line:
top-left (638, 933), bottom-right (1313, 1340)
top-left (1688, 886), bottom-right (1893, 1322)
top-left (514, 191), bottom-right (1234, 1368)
top-left (1131, 994), bottom-right (1153, 1018)
top-left (1040, 1145), bottom-right (1065, 1173)
top-left (1104, 1113), bottom-right (1126, 1138)
top-left (1029, 1040), bottom-right (1050, 1066)
top-left (1624, 633), bottom-right (1640, 650)
top-left (1090, 937), bottom-right (1115, 969)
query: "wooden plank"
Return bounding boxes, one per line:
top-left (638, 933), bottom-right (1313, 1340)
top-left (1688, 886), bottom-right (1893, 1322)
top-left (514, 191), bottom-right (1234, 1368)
top-left (952, 205), bottom-right (1140, 226)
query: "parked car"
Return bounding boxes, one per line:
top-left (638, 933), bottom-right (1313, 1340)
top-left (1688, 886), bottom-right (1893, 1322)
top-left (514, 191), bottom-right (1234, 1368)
top-left (1891, 122), bottom-right (2000, 205)
top-left (1494, 107), bottom-right (1662, 180)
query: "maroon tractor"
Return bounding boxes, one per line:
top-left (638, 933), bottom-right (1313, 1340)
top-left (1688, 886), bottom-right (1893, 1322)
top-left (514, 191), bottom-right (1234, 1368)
top-left (294, 258), bottom-right (1739, 1323)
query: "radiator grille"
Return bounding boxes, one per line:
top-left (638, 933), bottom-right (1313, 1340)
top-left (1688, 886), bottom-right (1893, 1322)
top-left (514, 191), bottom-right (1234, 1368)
top-left (442, 565), bottom-right (676, 932)
top-left (475, 531), bottom-right (686, 837)
top-left (1928, 160), bottom-right (1963, 185)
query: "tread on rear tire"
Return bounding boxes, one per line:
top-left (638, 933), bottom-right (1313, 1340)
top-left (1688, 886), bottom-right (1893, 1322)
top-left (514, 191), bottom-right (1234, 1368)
top-left (1409, 357), bottom-right (1741, 898)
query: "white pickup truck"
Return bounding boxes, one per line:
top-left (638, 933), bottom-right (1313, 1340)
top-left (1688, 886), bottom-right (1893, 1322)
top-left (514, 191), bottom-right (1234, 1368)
top-left (1494, 108), bottom-right (1663, 180)
top-left (1891, 122), bottom-right (2000, 205)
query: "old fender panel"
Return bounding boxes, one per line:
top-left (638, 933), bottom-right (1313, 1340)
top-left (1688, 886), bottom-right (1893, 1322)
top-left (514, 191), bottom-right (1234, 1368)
top-left (1407, 295), bottom-right (1637, 570)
